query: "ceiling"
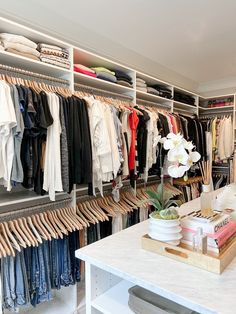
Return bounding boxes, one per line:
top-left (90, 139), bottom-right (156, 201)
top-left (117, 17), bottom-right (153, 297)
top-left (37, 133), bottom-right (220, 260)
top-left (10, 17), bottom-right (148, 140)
top-left (1, 0), bottom-right (236, 92)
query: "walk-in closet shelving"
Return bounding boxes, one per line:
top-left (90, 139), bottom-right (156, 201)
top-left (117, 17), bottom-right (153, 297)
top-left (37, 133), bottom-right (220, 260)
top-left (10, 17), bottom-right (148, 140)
top-left (0, 14), bottom-right (236, 314)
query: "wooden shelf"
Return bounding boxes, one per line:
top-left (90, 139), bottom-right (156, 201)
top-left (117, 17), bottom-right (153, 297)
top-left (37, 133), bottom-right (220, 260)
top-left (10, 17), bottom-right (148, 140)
top-left (74, 72), bottom-right (134, 95)
top-left (91, 280), bottom-right (134, 314)
top-left (0, 50), bottom-right (71, 78)
top-left (173, 100), bottom-right (197, 111)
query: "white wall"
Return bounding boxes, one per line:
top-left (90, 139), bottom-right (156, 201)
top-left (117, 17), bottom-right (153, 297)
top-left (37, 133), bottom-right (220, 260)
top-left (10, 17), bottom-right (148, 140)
top-left (0, 1), bottom-right (198, 92)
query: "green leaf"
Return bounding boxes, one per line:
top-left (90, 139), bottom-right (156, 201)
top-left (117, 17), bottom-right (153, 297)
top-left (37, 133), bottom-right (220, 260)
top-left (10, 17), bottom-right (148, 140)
top-left (164, 200), bottom-right (179, 209)
top-left (146, 190), bottom-right (161, 202)
top-left (157, 184), bottom-right (163, 196)
top-left (148, 199), bottom-right (162, 211)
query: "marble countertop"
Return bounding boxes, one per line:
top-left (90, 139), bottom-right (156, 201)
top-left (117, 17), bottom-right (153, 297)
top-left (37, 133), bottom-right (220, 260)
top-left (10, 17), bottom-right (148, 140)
top-left (76, 188), bottom-right (233, 314)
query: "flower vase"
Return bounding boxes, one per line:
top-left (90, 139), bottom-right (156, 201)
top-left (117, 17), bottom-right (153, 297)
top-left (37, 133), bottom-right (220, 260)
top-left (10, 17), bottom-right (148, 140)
top-left (148, 212), bottom-right (182, 246)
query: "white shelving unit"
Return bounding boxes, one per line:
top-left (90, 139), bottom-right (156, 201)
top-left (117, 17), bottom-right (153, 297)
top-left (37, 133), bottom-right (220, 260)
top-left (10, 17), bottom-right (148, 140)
top-left (0, 13), bottom-right (235, 314)
top-left (0, 15), bottom-right (235, 208)
top-left (91, 280), bottom-right (134, 314)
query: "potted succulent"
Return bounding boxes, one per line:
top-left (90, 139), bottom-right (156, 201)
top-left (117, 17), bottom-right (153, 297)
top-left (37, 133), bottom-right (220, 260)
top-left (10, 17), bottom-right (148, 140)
top-left (147, 133), bottom-right (201, 246)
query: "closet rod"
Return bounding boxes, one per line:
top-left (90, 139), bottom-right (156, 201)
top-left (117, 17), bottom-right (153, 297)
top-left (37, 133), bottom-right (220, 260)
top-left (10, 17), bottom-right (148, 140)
top-left (74, 82), bottom-right (133, 100)
top-left (0, 197), bottom-right (72, 222)
top-left (136, 98), bottom-right (172, 109)
top-left (0, 63), bottom-right (69, 85)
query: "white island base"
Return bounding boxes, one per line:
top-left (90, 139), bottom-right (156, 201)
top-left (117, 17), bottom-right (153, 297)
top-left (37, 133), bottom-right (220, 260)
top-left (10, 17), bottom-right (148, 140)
top-left (75, 193), bottom-right (235, 314)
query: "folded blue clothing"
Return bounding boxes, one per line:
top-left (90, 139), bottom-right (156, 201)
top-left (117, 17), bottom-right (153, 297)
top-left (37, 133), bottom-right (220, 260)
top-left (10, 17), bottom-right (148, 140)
top-left (97, 71), bottom-right (117, 83)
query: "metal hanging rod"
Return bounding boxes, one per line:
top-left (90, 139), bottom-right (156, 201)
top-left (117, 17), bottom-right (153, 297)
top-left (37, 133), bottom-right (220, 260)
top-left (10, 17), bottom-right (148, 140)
top-left (0, 197), bottom-right (72, 222)
top-left (0, 63), bottom-right (70, 85)
top-left (136, 98), bottom-right (172, 109)
top-left (74, 82), bottom-right (133, 100)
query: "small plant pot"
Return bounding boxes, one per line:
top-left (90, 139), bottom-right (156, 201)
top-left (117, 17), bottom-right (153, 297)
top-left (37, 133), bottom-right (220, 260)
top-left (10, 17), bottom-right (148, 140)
top-left (148, 212), bottom-right (182, 246)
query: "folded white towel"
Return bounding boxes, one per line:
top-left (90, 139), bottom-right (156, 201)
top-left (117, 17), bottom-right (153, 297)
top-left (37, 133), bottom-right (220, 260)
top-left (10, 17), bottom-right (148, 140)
top-left (136, 81), bottom-right (147, 88)
top-left (137, 86), bottom-right (148, 93)
top-left (136, 77), bottom-right (146, 84)
top-left (38, 43), bottom-right (66, 52)
top-left (0, 33), bottom-right (37, 49)
top-left (2, 41), bottom-right (40, 57)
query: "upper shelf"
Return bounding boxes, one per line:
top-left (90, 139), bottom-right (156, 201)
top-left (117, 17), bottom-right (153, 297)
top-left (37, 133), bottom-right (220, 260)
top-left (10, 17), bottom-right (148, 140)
top-left (74, 72), bottom-right (135, 96)
top-left (0, 17), bottom-right (71, 49)
top-left (136, 71), bottom-right (173, 90)
top-left (173, 100), bottom-right (198, 111)
top-left (73, 47), bottom-right (134, 76)
top-left (0, 50), bottom-right (72, 79)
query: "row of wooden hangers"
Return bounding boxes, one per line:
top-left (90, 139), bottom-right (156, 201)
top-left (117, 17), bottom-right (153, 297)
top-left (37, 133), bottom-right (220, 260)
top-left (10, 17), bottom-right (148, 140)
top-left (74, 89), bottom-right (144, 116)
top-left (0, 182), bottom-right (182, 257)
top-left (0, 184), bottom-right (155, 257)
top-left (0, 72), bottom-right (172, 119)
top-left (0, 72), bottom-right (72, 97)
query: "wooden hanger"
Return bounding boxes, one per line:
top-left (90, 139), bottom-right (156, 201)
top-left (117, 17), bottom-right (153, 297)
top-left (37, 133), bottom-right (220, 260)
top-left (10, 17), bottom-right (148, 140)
top-left (3, 222), bottom-right (21, 252)
top-left (77, 203), bottom-right (97, 224)
top-left (31, 215), bottom-right (48, 241)
top-left (56, 208), bottom-right (74, 232)
top-left (50, 210), bottom-right (69, 236)
top-left (39, 212), bottom-right (58, 239)
top-left (90, 200), bottom-right (109, 221)
top-left (76, 205), bottom-right (90, 227)
top-left (12, 219), bottom-right (32, 247)
top-left (0, 233), bottom-right (6, 257)
top-left (18, 218), bottom-right (37, 247)
top-left (65, 207), bottom-right (83, 230)
top-left (8, 220), bottom-right (27, 248)
top-left (0, 223), bottom-right (15, 256)
top-left (27, 216), bottom-right (43, 244)
top-left (45, 211), bottom-right (63, 239)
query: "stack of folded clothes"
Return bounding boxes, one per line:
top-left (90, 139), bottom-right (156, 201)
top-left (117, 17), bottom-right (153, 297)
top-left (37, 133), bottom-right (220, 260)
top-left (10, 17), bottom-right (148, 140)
top-left (115, 70), bottom-right (133, 87)
top-left (37, 43), bottom-right (70, 69)
top-left (136, 77), bottom-right (147, 92)
top-left (147, 84), bottom-right (172, 99)
top-left (74, 64), bottom-right (96, 77)
top-left (91, 67), bottom-right (117, 83)
top-left (174, 91), bottom-right (195, 106)
top-left (0, 33), bottom-right (39, 60)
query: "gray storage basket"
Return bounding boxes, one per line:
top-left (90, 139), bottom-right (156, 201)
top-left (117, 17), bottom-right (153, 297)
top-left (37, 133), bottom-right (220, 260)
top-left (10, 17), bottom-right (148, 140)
top-left (128, 286), bottom-right (199, 314)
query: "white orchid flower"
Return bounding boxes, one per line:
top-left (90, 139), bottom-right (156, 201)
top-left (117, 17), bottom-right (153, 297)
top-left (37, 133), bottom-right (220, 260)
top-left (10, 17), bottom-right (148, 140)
top-left (185, 151), bottom-right (201, 167)
top-left (167, 145), bottom-right (189, 165)
top-left (168, 164), bottom-right (190, 178)
top-left (163, 133), bottom-right (184, 150)
top-left (183, 139), bottom-right (194, 152)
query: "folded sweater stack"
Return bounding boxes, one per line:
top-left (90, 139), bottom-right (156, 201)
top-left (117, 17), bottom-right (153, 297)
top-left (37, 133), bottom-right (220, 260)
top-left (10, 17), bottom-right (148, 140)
top-left (91, 67), bottom-right (117, 83)
top-left (115, 70), bottom-right (133, 88)
top-left (136, 77), bottom-right (147, 92)
top-left (147, 84), bottom-right (172, 99)
top-left (38, 43), bottom-right (70, 69)
top-left (0, 33), bottom-right (39, 60)
top-left (74, 64), bottom-right (96, 77)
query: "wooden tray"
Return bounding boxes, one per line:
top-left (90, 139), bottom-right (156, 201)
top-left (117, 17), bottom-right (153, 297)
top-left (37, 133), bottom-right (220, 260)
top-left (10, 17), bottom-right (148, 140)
top-left (142, 234), bottom-right (236, 274)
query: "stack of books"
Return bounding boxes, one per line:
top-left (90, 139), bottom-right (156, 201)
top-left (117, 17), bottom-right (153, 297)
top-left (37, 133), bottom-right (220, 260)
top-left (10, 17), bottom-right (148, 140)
top-left (181, 213), bottom-right (236, 255)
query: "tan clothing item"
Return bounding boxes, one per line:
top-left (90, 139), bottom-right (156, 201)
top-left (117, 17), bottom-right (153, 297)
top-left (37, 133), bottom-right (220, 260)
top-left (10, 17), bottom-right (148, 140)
top-left (2, 41), bottom-right (40, 57)
top-left (6, 48), bottom-right (40, 61)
